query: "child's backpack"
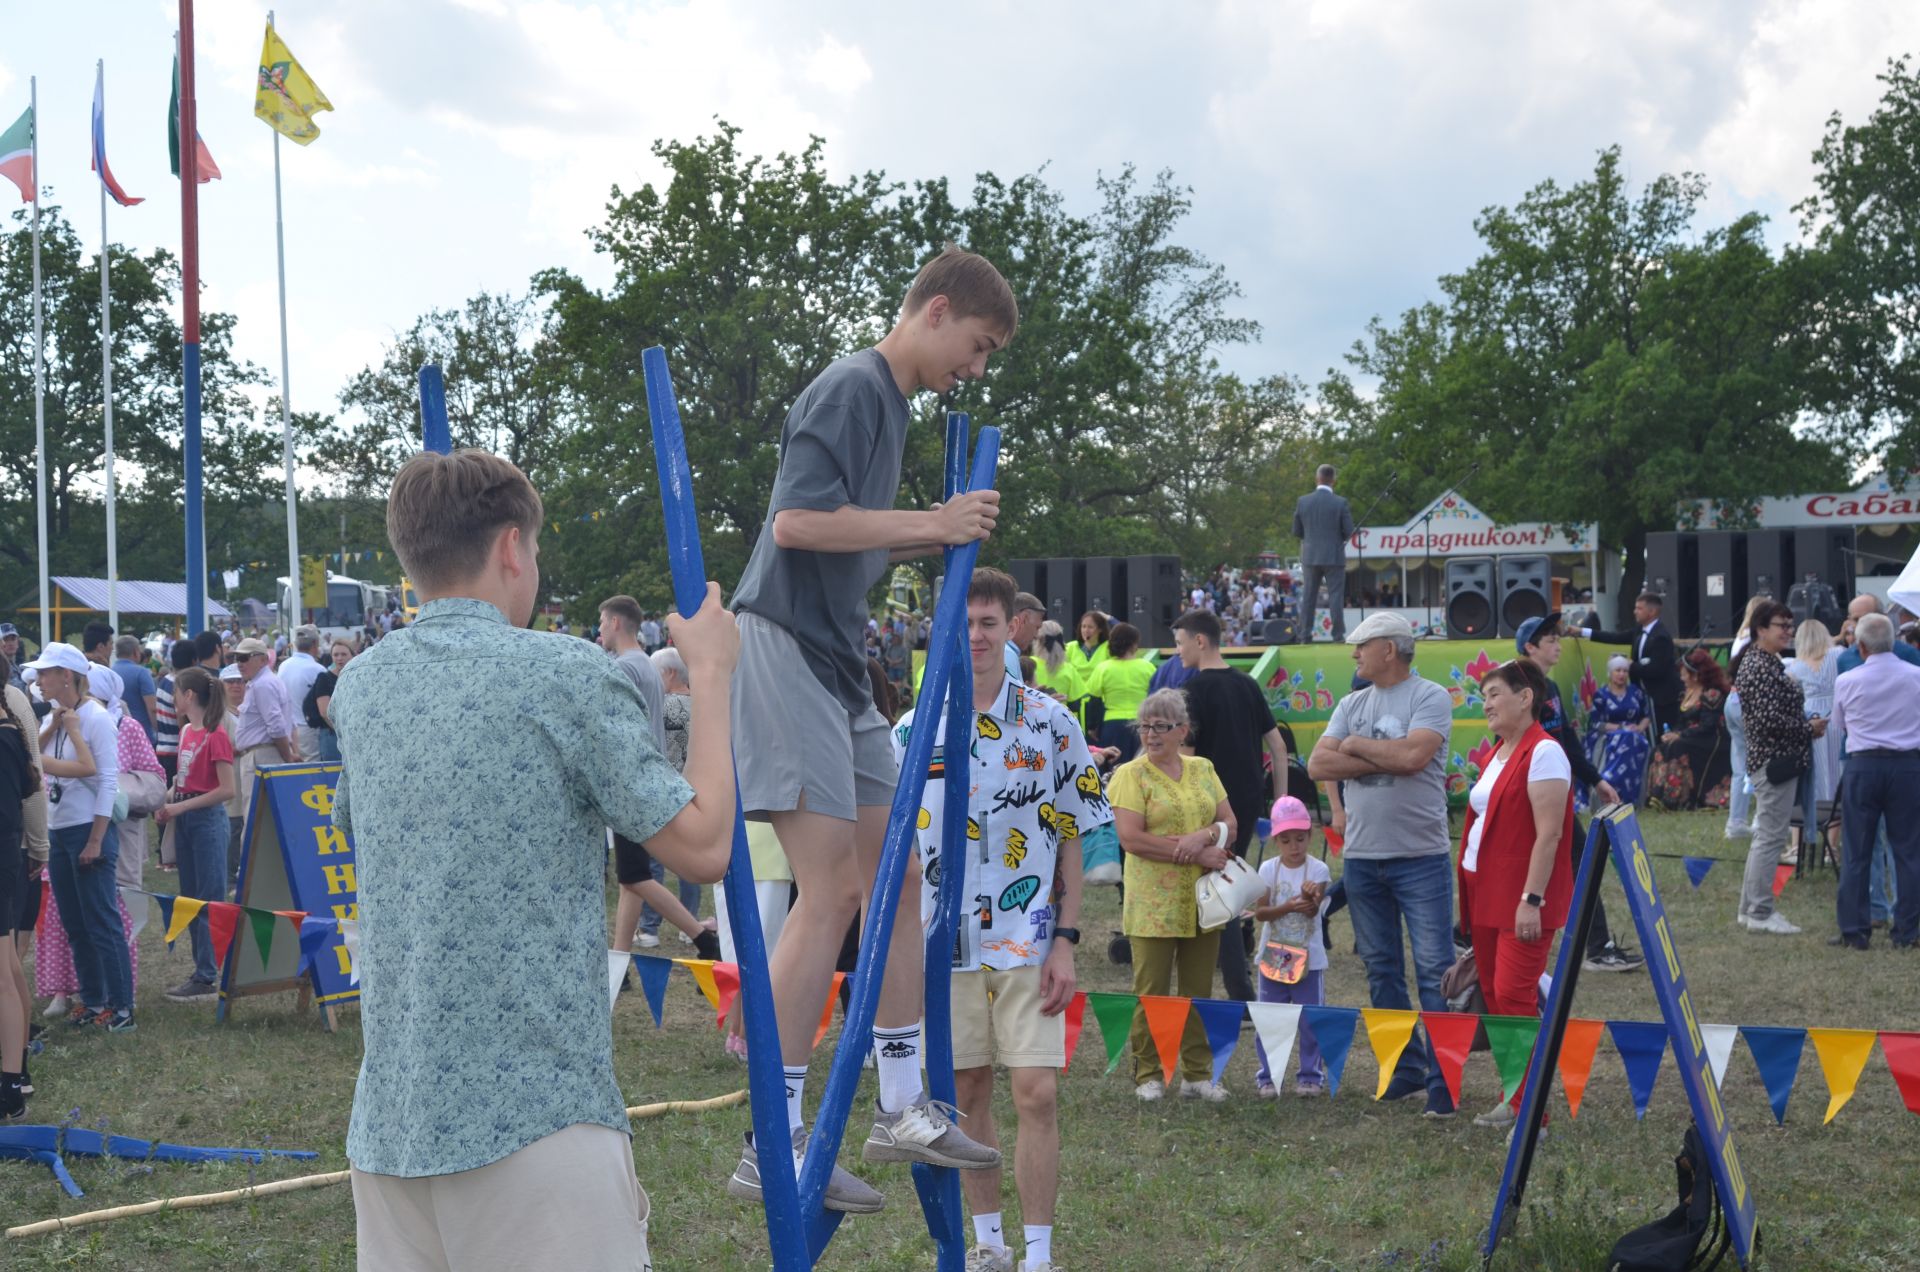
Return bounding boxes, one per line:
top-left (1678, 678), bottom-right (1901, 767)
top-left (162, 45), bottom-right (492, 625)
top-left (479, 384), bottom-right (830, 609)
top-left (1606, 1122), bottom-right (1733, 1271)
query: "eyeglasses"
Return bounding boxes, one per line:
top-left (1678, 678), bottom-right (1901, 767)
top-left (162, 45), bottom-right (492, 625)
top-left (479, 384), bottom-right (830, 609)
top-left (1140, 721), bottom-right (1182, 736)
top-left (1769, 619), bottom-right (1796, 631)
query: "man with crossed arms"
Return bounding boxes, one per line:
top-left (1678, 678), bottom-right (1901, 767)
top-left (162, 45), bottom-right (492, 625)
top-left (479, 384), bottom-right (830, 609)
top-left (893, 567), bottom-right (1110, 1272)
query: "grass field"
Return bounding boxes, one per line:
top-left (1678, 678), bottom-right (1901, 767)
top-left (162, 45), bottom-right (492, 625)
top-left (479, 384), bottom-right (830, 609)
top-left (4, 807), bottom-right (1918, 1270)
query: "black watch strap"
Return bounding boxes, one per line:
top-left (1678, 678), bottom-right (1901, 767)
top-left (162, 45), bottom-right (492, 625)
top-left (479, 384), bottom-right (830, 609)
top-left (1521, 893), bottom-right (1545, 908)
top-left (1052, 927), bottom-right (1081, 945)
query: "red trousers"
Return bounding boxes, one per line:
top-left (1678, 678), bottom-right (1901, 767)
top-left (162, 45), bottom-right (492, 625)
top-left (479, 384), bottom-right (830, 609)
top-left (1465, 872), bottom-right (1556, 1110)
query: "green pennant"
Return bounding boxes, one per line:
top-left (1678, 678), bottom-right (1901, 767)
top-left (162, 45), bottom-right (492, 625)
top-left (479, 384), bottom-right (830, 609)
top-left (1087, 992), bottom-right (1138, 1075)
top-left (249, 908), bottom-right (279, 966)
top-left (1483, 1014), bottom-right (1543, 1102)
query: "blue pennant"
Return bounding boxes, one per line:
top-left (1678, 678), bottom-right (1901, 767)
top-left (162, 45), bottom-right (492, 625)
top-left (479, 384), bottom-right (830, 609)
top-left (1682, 857), bottom-right (1716, 889)
top-left (1740, 1026), bottom-right (1807, 1125)
top-left (1607, 1020), bottom-right (1669, 1119)
top-left (0, 1126), bottom-right (317, 1200)
top-left (633, 955), bottom-right (672, 1028)
top-left (295, 916), bottom-right (337, 977)
top-left (1189, 998), bottom-right (1247, 1085)
top-left (1301, 1006), bottom-right (1360, 1099)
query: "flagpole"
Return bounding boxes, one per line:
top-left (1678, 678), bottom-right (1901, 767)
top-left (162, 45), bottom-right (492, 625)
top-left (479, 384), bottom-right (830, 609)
top-left (30, 75), bottom-right (51, 648)
top-left (179, 1), bottom-right (208, 634)
top-left (269, 11), bottom-right (300, 639)
top-left (97, 61), bottom-right (119, 636)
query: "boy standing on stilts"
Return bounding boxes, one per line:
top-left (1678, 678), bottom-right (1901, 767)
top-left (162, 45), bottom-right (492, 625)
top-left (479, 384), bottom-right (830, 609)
top-left (726, 247), bottom-right (1018, 1212)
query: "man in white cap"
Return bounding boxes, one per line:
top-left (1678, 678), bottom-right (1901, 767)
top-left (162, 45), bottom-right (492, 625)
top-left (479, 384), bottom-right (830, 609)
top-left (1306, 612), bottom-right (1456, 1117)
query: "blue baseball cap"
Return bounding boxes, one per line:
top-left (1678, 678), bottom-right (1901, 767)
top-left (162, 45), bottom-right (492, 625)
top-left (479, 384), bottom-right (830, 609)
top-left (1514, 611), bottom-right (1563, 655)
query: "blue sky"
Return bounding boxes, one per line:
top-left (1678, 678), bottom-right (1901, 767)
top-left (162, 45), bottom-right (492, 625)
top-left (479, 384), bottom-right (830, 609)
top-left (6, 0), bottom-right (1916, 465)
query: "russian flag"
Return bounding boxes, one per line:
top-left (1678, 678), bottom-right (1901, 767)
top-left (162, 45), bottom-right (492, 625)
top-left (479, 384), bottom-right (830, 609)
top-left (91, 65), bottom-right (142, 207)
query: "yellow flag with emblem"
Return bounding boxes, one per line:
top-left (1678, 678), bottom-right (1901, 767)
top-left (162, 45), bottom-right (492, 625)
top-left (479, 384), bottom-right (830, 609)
top-left (256, 22), bottom-right (333, 144)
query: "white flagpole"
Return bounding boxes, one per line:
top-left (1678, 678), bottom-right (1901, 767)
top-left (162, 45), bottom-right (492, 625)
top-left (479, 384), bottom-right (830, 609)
top-left (271, 12), bottom-right (301, 638)
top-left (30, 75), bottom-right (50, 647)
top-left (96, 60), bottom-right (119, 635)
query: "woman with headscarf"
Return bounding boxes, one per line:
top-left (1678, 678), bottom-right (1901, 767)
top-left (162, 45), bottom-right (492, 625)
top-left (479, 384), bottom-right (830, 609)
top-left (1583, 654), bottom-right (1651, 806)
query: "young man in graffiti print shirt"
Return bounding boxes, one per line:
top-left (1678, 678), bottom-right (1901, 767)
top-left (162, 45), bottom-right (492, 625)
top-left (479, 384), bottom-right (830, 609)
top-left (890, 567), bottom-right (1110, 1272)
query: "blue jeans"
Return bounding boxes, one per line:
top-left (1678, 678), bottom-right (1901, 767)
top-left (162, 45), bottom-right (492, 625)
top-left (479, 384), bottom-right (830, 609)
top-left (316, 729), bottom-right (341, 763)
top-left (1725, 693), bottom-right (1750, 828)
top-left (639, 860), bottom-right (702, 937)
top-left (174, 805), bottom-right (230, 984)
top-left (47, 822), bottom-right (133, 1012)
top-left (1838, 753), bottom-right (1920, 944)
top-left (1342, 853), bottom-right (1455, 1099)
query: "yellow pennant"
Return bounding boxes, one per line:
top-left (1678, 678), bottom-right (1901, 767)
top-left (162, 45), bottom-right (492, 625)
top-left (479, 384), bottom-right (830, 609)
top-left (1808, 1028), bottom-right (1878, 1124)
top-left (1362, 1008), bottom-right (1421, 1100)
top-left (164, 897), bottom-right (206, 945)
top-left (677, 958), bottom-right (721, 1011)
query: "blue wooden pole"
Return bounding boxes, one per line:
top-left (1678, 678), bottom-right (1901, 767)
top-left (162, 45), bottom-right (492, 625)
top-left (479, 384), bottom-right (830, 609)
top-left (639, 347), bottom-right (806, 1271)
top-left (418, 362), bottom-right (450, 455)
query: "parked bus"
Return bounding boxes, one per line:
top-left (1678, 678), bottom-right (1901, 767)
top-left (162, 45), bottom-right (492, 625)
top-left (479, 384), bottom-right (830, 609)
top-left (277, 573), bottom-right (383, 644)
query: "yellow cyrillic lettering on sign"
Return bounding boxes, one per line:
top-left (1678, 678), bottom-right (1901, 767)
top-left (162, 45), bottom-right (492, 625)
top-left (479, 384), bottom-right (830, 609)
top-left (1701, 1057), bottom-right (1727, 1131)
top-left (313, 825), bottom-right (349, 856)
top-left (1633, 845), bottom-right (1654, 898)
top-left (1655, 916), bottom-right (1681, 978)
top-left (334, 944), bottom-right (354, 977)
top-left (1676, 988), bottom-right (1704, 1055)
top-left (330, 904), bottom-right (359, 923)
top-left (301, 784), bottom-right (335, 817)
top-left (322, 863), bottom-right (357, 895)
top-left (1721, 1140), bottom-right (1747, 1207)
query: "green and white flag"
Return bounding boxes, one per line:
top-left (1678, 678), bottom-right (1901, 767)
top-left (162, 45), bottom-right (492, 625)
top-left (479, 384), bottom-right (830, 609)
top-left (1, 105), bottom-right (32, 202)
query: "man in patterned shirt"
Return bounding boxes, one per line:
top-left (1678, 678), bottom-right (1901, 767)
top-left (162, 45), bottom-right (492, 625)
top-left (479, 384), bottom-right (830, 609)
top-left (330, 449), bottom-right (741, 1272)
top-left (892, 567), bottom-right (1109, 1272)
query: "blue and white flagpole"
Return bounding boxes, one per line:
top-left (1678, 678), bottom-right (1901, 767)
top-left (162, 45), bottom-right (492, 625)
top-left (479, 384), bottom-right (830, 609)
top-left (96, 61), bottom-right (120, 634)
top-left (30, 74), bottom-right (50, 646)
top-left (179, 3), bottom-right (208, 633)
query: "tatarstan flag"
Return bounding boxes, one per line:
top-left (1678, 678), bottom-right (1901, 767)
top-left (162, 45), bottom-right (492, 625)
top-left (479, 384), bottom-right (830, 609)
top-left (0, 106), bottom-right (32, 203)
top-left (170, 53), bottom-right (221, 182)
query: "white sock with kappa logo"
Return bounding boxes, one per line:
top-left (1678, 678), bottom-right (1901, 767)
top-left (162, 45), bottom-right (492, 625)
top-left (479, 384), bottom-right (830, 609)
top-left (872, 1024), bottom-right (923, 1114)
top-left (783, 1065), bottom-right (808, 1133)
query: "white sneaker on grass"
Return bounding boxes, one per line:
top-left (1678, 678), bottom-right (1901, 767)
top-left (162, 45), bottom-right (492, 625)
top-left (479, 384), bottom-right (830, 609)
top-left (1179, 1079), bottom-right (1229, 1103)
top-left (1473, 1100), bottom-right (1517, 1129)
top-left (1134, 1079), bottom-right (1164, 1102)
top-left (1746, 911), bottom-right (1801, 936)
top-left (41, 996), bottom-right (69, 1019)
top-left (634, 932), bottom-right (661, 949)
top-left (863, 1097), bottom-right (1001, 1169)
top-left (966, 1247), bottom-right (1014, 1272)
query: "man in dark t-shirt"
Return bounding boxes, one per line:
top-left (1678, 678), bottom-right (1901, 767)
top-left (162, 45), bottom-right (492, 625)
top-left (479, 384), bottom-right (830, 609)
top-left (1172, 609), bottom-right (1290, 1001)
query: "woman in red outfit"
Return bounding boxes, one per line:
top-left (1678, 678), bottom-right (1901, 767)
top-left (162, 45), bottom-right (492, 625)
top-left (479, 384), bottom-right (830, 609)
top-left (1458, 659), bottom-right (1574, 1131)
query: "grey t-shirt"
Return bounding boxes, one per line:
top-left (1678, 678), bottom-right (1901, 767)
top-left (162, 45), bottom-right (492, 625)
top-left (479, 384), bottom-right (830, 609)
top-left (732, 348), bottom-right (910, 714)
top-left (1321, 674), bottom-right (1454, 859)
top-left (614, 650), bottom-right (667, 754)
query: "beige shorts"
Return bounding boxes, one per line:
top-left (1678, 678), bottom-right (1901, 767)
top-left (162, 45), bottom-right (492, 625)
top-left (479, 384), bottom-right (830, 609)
top-left (951, 964), bottom-right (1067, 1070)
top-left (351, 1123), bottom-right (651, 1272)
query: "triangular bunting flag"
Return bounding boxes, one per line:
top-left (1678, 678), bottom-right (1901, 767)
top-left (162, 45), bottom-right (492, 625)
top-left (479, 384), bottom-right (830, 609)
top-left (274, 909), bottom-right (308, 932)
top-left (1556, 1018), bottom-right (1605, 1119)
top-left (813, 972), bottom-right (845, 1049)
top-left (679, 959), bottom-right (721, 1011)
top-left (1421, 1012), bottom-right (1480, 1109)
top-left (1190, 998), bottom-right (1246, 1085)
top-left (1607, 1020), bottom-right (1669, 1119)
top-left (1682, 857), bottom-right (1716, 889)
top-left (1323, 826), bottom-right (1344, 856)
top-left (1772, 864), bottom-right (1792, 898)
top-left (1087, 993), bottom-right (1137, 1076)
top-left (1700, 1023), bottom-right (1739, 1091)
top-left (1739, 1025), bottom-right (1807, 1124)
top-left (1483, 1015), bottom-right (1542, 1103)
top-left (1140, 996), bottom-right (1191, 1085)
top-left (295, 916), bottom-right (336, 975)
top-left (633, 955), bottom-right (671, 1028)
top-left (1362, 1009), bottom-right (1421, 1100)
top-left (248, 909), bottom-right (278, 966)
top-left (164, 896), bottom-right (206, 946)
top-left (712, 962), bottom-right (741, 1029)
top-left (340, 919), bottom-right (361, 985)
top-left (1062, 993), bottom-right (1088, 1072)
top-left (121, 886), bottom-right (150, 939)
top-left (1877, 1032), bottom-right (1920, 1116)
top-left (607, 950), bottom-right (630, 1008)
top-left (1807, 1028), bottom-right (1877, 1124)
top-left (1300, 1006), bottom-right (1358, 1099)
top-left (1247, 1002), bottom-right (1302, 1090)
top-left (206, 902), bottom-right (243, 969)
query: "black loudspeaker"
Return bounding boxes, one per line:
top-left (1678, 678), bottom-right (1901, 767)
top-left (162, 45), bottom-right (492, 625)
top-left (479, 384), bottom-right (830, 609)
top-left (1644, 532), bottom-right (1700, 638)
top-left (1695, 531), bottom-right (1747, 641)
top-left (1044, 558), bottom-right (1083, 628)
top-left (1126, 555), bottom-right (1184, 647)
top-left (1793, 526), bottom-right (1856, 598)
top-left (1261, 616), bottom-right (1298, 646)
top-left (1745, 530), bottom-right (1793, 606)
top-left (1497, 554), bottom-right (1553, 638)
top-left (1082, 557), bottom-right (1125, 620)
top-left (1445, 557), bottom-right (1497, 641)
top-left (1010, 559), bottom-right (1043, 605)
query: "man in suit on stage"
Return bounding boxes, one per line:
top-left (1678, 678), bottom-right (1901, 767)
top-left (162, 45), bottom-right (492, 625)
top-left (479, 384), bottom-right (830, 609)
top-left (1578, 591), bottom-right (1681, 734)
top-left (1292, 464), bottom-right (1356, 643)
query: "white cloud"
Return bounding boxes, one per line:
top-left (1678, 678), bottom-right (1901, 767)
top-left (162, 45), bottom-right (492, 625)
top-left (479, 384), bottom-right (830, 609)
top-left (804, 36), bottom-right (872, 95)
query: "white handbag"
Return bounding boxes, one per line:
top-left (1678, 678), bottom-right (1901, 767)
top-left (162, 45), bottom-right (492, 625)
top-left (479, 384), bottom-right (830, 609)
top-left (1194, 845), bottom-right (1265, 933)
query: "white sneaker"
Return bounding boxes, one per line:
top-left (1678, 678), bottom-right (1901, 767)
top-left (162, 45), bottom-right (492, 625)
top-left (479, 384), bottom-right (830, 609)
top-left (1724, 822), bottom-right (1751, 839)
top-left (1746, 911), bottom-right (1802, 936)
top-left (1134, 1079), bottom-right (1164, 1102)
top-left (635, 932), bottom-right (661, 949)
top-left (966, 1246), bottom-right (1014, 1272)
top-left (1179, 1079), bottom-right (1229, 1103)
top-left (1473, 1100), bottom-right (1517, 1129)
top-left (1736, 914), bottom-right (1754, 930)
top-left (677, 930), bottom-right (695, 945)
top-left (42, 995), bottom-right (69, 1018)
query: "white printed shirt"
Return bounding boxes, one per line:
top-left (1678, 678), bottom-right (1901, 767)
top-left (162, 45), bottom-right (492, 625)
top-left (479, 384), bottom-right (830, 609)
top-left (893, 675), bottom-right (1112, 972)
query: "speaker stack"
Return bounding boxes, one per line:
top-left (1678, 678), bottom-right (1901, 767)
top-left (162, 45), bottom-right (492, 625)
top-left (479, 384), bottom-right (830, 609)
top-left (1744, 530), bottom-right (1792, 604)
top-left (1444, 557), bottom-right (1497, 641)
top-left (1496, 554), bottom-right (1552, 639)
top-left (1694, 531), bottom-right (1748, 641)
top-left (1125, 555), bottom-right (1184, 647)
top-left (1643, 532), bottom-right (1700, 638)
top-left (1011, 556), bottom-right (1185, 645)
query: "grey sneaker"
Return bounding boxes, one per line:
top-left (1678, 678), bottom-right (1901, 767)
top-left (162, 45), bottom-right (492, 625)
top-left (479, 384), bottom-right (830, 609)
top-left (967, 1246), bottom-right (1015, 1272)
top-left (726, 1128), bottom-right (884, 1214)
top-left (863, 1097), bottom-right (1001, 1169)
top-left (165, 979), bottom-right (218, 1003)
top-left (1746, 911), bottom-right (1802, 936)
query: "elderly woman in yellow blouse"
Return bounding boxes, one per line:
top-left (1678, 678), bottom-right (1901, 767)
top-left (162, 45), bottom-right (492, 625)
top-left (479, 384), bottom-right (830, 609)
top-left (1109, 689), bottom-right (1237, 1102)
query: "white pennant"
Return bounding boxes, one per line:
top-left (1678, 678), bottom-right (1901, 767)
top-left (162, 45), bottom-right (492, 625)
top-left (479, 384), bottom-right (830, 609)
top-left (1700, 1022), bottom-right (1739, 1091)
top-left (339, 918), bottom-right (361, 986)
top-left (121, 885), bottom-right (149, 940)
top-left (607, 950), bottom-right (631, 1008)
top-left (1247, 1002), bottom-right (1303, 1087)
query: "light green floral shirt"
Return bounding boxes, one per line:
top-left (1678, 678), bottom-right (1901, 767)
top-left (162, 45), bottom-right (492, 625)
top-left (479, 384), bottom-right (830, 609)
top-left (331, 597), bottom-right (692, 1177)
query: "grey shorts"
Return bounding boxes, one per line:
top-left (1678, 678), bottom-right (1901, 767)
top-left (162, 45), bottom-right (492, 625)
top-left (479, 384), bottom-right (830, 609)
top-left (732, 613), bottom-right (898, 822)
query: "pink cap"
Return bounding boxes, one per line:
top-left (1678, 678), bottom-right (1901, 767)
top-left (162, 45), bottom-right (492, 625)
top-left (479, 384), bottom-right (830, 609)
top-left (1269, 795), bottom-right (1312, 833)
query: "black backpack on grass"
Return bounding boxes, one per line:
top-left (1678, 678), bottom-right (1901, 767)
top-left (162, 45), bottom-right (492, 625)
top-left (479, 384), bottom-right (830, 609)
top-left (1607, 1123), bottom-right (1734, 1272)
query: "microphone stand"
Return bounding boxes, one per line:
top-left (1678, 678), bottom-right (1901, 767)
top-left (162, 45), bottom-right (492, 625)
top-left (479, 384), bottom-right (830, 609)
top-left (1350, 473), bottom-right (1401, 627)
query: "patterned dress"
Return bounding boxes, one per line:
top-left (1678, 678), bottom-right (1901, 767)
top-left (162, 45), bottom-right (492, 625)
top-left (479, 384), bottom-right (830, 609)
top-left (1583, 683), bottom-right (1651, 806)
top-left (1647, 688), bottom-right (1732, 810)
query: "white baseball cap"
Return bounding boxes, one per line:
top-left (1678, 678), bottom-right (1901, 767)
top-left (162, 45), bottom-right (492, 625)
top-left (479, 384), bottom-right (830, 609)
top-left (24, 643), bottom-right (90, 676)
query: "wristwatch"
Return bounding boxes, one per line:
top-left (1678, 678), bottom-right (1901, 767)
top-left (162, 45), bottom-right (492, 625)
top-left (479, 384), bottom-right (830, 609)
top-left (1521, 893), bottom-right (1545, 909)
top-left (1052, 927), bottom-right (1081, 946)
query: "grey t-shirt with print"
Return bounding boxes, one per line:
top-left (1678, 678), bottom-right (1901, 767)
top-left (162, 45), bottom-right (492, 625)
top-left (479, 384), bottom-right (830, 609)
top-left (1321, 674), bottom-right (1454, 859)
top-left (733, 348), bottom-right (910, 715)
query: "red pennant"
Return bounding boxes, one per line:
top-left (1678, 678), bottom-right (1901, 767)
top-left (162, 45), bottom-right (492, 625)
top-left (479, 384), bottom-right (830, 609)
top-left (206, 901), bottom-right (243, 969)
top-left (1323, 827), bottom-right (1344, 856)
top-left (1879, 1031), bottom-right (1920, 1116)
top-left (1062, 992), bottom-right (1088, 1072)
top-left (1421, 1012), bottom-right (1479, 1108)
top-left (711, 962), bottom-right (741, 1030)
top-left (1557, 1018), bottom-right (1606, 1119)
top-left (1772, 864), bottom-right (1792, 897)
top-left (274, 909), bottom-right (308, 929)
top-left (1140, 996), bottom-right (1191, 1084)
top-left (813, 972), bottom-right (846, 1049)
